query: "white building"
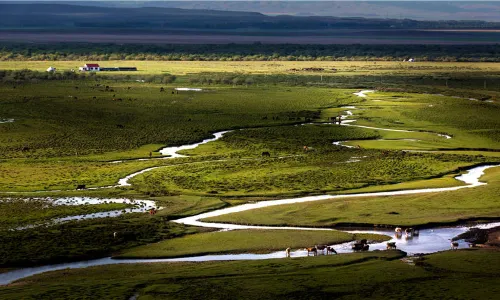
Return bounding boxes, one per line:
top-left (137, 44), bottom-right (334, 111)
top-left (79, 63), bottom-right (100, 72)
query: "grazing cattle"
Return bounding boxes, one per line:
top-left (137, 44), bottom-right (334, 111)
top-left (326, 246), bottom-right (337, 255)
top-left (315, 245), bottom-right (327, 254)
top-left (160, 87), bottom-right (165, 92)
top-left (352, 239), bottom-right (370, 251)
top-left (127, 87), bottom-right (132, 90)
top-left (116, 124), bottom-right (124, 129)
top-left (93, 96), bottom-right (97, 100)
top-left (405, 228), bottom-right (414, 237)
top-left (285, 247), bottom-right (291, 258)
top-left (172, 90), bottom-right (175, 94)
top-left (330, 116), bottom-right (337, 123)
top-left (262, 116), bottom-right (268, 120)
top-left (76, 184), bottom-right (86, 190)
top-left (303, 146), bottom-right (309, 152)
top-left (352, 243), bottom-right (365, 251)
top-left (386, 242), bottom-right (397, 250)
top-left (451, 242), bottom-right (459, 250)
top-left (395, 227), bottom-right (402, 234)
top-left (74, 86), bottom-right (79, 90)
top-left (148, 208), bottom-right (157, 215)
top-left (306, 247), bottom-right (317, 256)
top-left (413, 229), bottom-right (420, 236)
top-left (262, 151), bottom-right (271, 157)
top-left (105, 86), bottom-right (110, 91)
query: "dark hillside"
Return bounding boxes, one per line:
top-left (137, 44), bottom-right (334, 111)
top-left (1, 3), bottom-right (499, 31)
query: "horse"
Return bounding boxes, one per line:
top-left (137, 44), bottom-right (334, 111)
top-left (395, 227), bottom-right (403, 238)
top-left (326, 246), bottom-right (337, 255)
top-left (262, 151), bottom-right (271, 157)
top-left (306, 247), bottom-right (317, 256)
top-left (451, 241), bottom-right (459, 250)
top-left (285, 247), bottom-right (291, 258)
top-left (386, 242), bottom-right (397, 250)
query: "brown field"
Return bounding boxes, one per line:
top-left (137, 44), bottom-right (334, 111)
top-left (0, 31), bottom-right (499, 44)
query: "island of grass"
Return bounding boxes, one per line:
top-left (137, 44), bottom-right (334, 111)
top-left (116, 229), bottom-right (389, 259)
top-left (204, 166), bottom-right (500, 228)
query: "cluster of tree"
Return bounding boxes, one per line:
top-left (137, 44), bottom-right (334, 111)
top-left (0, 69), bottom-right (95, 83)
top-left (1, 43), bottom-right (500, 62)
top-left (0, 69), bottom-right (176, 84)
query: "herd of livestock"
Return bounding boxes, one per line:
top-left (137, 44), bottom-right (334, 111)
top-left (284, 226), bottom-right (466, 258)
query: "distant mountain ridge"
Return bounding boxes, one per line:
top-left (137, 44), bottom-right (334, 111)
top-left (21, 1), bottom-right (500, 22)
top-left (1, 3), bottom-right (499, 31)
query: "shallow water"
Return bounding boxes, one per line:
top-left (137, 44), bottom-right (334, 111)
top-left (10, 197), bottom-right (159, 230)
top-left (1, 220), bottom-right (498, 285)
top-left (175, 88), bottom-right (203, 91)
top-left (159, 131), bottom-right (230, 158)
top-left (353, 90), bottom-right (374, 97)
top-left (0, 118), bottom-right (14, 124)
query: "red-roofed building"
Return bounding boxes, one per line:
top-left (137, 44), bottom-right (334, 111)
top-left (79, 63), bottom-right (100, 72)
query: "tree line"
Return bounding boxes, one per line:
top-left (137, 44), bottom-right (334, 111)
top-left (1, 43), bottom-right (500, 62)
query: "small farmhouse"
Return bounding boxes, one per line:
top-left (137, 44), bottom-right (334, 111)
top-left (78, 63), bottom-right (137, 72)
top-left (79, 64), bottom-right (100, 72)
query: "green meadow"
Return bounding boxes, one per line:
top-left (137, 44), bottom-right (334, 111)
top-left (0, 59), bottom-right (499, 298)
top-left (1, 250), bottom-right (499, 300)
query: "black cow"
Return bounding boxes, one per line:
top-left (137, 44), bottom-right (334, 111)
top-left (262, 152), bottom-right (271, 157)
top-left (76, 184), bottom-right (86, 190)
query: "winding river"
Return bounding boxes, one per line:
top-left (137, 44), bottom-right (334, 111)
top-left (1, 164), bottom-right (498, 285)
top-left (1, 89), bottom-right (498, 285)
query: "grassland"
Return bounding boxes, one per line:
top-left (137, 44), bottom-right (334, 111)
top-left (1, 60), bottom-right (500, 76)
top-left (1, 59), bottom-right (499, 299)
top-left (1, 250), bottom-right (499, 299)
top-left (116, 229), bottom-right (388, 258)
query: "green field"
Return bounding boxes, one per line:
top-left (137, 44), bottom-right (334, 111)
top-left (1, 59), bottom-right (500, 298)
top-left (1, 250), bottom-right (499, 299)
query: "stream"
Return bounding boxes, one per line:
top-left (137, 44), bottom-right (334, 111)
top-left (0, 164), bottom-right (498, 285)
